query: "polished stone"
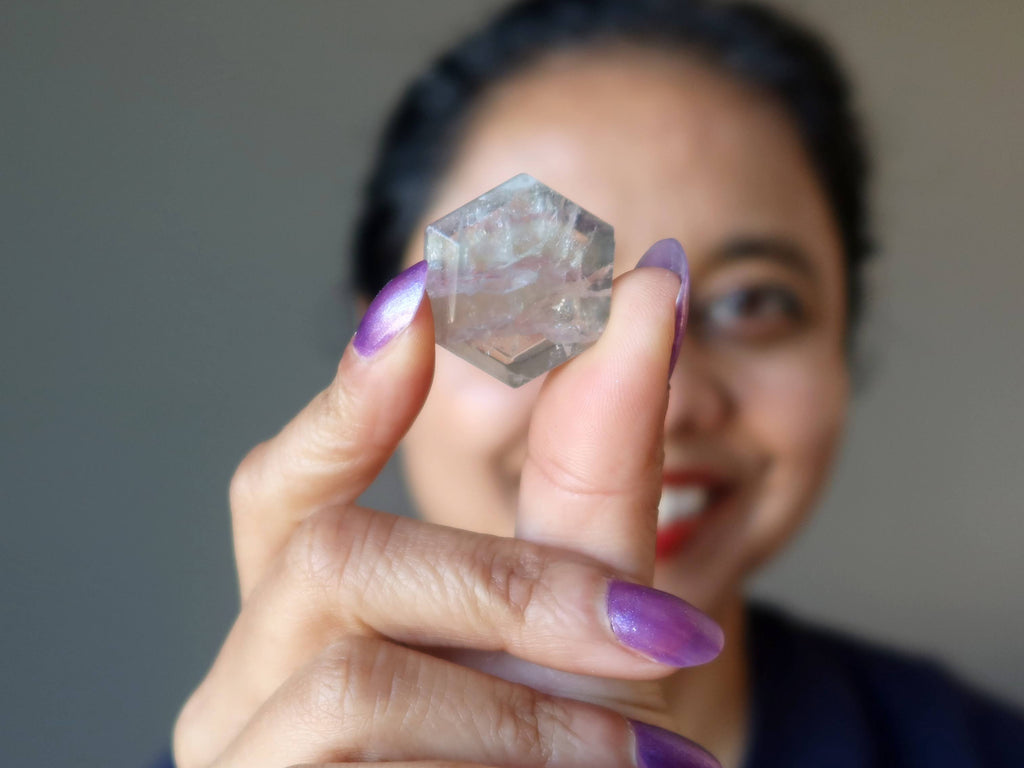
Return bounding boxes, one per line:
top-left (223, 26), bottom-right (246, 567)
top-left (424, 173), bottom-right (614, 387)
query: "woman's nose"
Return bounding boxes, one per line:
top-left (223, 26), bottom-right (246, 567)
top-left (664, 338), bottom-right (732, 437)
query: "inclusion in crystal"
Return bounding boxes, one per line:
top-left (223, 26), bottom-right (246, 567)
top-left (424, 173), bottom-right (614, 388)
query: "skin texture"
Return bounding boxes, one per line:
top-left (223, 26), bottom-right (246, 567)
top-left (174, 45), bottom-right (850, 768)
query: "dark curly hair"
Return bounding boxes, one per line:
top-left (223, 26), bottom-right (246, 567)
top-left (351, 0), bottom-right (872, 332)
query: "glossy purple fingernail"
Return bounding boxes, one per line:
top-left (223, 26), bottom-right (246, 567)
top-left (631, 720), bottom-right (721, 768)
top-left (353, 261), bottom-right (428, 356)
top-left (635, 238), bottom-right (690, 377)
top-left (607, 580), bottom-right (723, 667)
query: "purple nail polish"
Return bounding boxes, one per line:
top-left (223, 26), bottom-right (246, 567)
top-left (635, 238), bottom-right (690, 376)
top-left (353, 261), bottom-right (428, 356)
top-left (631, 720), bottom-right (721, 768)
top-left (607, 580), bottom-right (723, 667)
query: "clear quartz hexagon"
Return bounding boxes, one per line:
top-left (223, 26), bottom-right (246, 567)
top-left (424, 173), bottom-right (614, 387)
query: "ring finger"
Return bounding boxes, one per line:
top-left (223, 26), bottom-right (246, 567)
top-left (209, 637), bottom-right (717, 768)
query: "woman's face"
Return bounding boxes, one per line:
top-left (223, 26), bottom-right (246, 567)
top-left (399, 47), bottom-right (849, 613)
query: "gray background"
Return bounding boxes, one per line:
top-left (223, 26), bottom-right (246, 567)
top-left (1, 1), bottom-right (1021, 765)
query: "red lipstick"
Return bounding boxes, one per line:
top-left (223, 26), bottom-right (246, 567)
top-left (655, 470), bottom-right (729, 559)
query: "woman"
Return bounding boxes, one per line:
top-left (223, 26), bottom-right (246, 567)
top-left (167, 1), bottom-right (1024, 767)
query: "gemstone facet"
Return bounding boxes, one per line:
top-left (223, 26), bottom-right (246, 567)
top-left (424, 173), bottom-right (614, 387)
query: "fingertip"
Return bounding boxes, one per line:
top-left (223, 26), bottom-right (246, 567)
top-left (631, 719), bottom-right (722, 768)
top-left (338, 261), bottom-right (435, 390)
top-left (635, 238), bottom-right (688, 275)
top-left (607, 580), bottom-right (724, 668)
top-left (352, 261), bottom-right (429, 358)
top-left (601, 264), bottom-right (681, 381)
top-left (633, 239), bottom-right (689, 376)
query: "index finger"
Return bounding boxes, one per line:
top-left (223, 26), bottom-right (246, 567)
top-left (230, 262), bottom-right (434, 598)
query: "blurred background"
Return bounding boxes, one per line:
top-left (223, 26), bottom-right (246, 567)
top-left (2, 1), bottom-right (1022, 765)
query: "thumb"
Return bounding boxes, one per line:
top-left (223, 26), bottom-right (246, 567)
top-left (517, 239), bottom-right (689, 585)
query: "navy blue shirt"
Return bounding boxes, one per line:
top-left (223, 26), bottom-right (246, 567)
top-left (744, 604), bottom-right (1024, 767)
top-left (152, 603), bottom-right (1024, 767)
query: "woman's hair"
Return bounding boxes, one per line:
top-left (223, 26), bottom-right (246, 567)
top-left (351, 0), bottom-right (872, 331)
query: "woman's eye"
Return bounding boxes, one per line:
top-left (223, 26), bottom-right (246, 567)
top-left (695, 285), bottom-right (806, 344)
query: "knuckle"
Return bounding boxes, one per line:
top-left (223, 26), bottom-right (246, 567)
top-left (285, 509), bottom-right (354, 598)
top-left (305, 639), bottom-right (357, 721)
top-left (285, 507), bottom-right (395, 601)
top-left (491, 685), bottom-right (565, 766)
top-left (302, 637), bottom-right (402, 735)
top-left (526, 450), bottom-right (636, 501)
top-left (228, 440), bottom-right (271, 516)
top-left (171, 688), bottom-right (209, 768)
top-left (475, 539), bottom-right (552, 627)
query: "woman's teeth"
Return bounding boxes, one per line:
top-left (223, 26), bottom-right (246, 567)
top-left (658, 486), bottom-right (709, 526)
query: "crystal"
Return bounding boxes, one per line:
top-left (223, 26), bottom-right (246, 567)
top-left (424, 173), bottom-right (614, 387)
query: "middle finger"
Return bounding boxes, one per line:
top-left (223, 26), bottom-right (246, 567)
top-left (189, 506), bottom-right (721, 758)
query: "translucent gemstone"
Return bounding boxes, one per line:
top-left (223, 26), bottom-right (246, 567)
top-left (424, 173), bottom-right (614, 388)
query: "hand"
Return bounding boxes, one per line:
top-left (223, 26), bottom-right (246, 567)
top-left (173, 253), bottom-right (722, 768)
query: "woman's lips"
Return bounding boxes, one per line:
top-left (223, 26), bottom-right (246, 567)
top-left (655, 471), bottom-right (730, 558)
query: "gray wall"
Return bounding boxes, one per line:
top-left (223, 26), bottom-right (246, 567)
top-left (1, 1), bottom-right (1021, 765)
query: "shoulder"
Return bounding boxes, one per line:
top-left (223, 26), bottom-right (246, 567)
top-left (745, 602), bottom-right (1024, 768)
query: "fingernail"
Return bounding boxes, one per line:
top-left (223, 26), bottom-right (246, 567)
top-left (631, 720), bottom-right (721, 768)
top-left (607, 580), bottom-right (723, 667)
top-left (635, 239), bottom-right (690, 377)
top-left (353, 261), bottom-right (428, 356)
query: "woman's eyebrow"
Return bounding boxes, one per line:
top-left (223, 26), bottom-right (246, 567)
top-left (707, 236), bottom-right (819, 281)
